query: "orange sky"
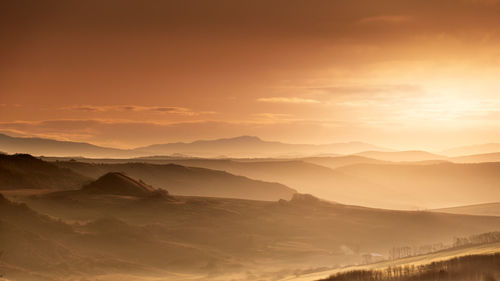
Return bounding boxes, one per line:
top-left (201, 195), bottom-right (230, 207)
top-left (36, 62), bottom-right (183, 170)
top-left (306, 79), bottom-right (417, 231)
top-left (2, 0), bottom-right (500, 150)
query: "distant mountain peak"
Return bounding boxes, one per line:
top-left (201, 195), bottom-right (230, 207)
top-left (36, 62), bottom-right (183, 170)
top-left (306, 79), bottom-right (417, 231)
top-left (229, 135), bottom-right (262, 141)
top-left (82, 172), bottom-right (158, 197)
top-left (195, 135), bottom-right (265, 143)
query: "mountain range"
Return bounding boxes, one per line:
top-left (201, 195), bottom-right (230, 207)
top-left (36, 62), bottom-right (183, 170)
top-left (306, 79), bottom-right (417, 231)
top-left (0, 133), bottom-right (389, 158)
top-left (4, 132), bottom-right (500, 160)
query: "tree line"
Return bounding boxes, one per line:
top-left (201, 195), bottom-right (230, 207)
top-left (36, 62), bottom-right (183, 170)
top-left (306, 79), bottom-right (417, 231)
top-left (321, 253), bottom-right (500, 281)
top-left (387, 231), bottom-right (500, 261)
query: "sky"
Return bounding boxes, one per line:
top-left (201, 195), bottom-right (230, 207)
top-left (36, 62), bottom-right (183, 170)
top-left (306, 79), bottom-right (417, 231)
top-left (2, 0), bottom-right (500, 150)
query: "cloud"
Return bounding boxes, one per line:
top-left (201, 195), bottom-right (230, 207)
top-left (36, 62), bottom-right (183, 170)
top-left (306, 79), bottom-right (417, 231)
top-left (257, 97), bottom-right (320, 104)
top-left (61, 105), bottom-right (215, 116)
top-left (358, 15), bottom-right (413, 25)
top-left (309, 84), bottom-right (423, 97)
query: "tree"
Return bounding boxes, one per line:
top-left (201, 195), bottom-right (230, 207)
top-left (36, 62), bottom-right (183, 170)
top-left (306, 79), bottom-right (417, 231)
top-left (0, 250), bottom-right (3, 277)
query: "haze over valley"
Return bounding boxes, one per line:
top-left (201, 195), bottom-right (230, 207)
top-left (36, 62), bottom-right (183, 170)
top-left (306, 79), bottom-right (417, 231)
top-left (3, 1), bottom-right (500, 280)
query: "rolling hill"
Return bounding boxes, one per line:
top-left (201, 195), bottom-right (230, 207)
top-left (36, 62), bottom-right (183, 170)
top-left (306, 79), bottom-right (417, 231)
top-left (55, 158), bottom-right (406, 208)
top-left (300, 155), bottom-right (387, 169)
top-left (80, 172), bottom-right (158, 197)
top-left (355, 151), bottom-right (448, 162)
top-left (54, 160), bottom-right (297, 201)
top-left (45, 156), bottom-right (500, 209)
top-left (5, 190), bottom-right (500, 281)
top-left (336, 162), bottom-right (500, 209)
top-left (0, 154), bottom-right (90, 190)
top-left (443, 143), bottom-right (500, 156)
top-left (435, 202), bottom-right (500, 217)
top-left (451, 152), bottom-right (500, 163)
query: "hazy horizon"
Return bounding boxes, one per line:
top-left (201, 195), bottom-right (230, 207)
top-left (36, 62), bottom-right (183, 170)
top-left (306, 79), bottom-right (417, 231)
top-left (1, 131), bottom-right (499, 154)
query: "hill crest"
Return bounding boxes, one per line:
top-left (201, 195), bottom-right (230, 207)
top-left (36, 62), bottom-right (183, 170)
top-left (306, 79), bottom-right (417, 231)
top-left (81, 172), bottom-right (158, 197)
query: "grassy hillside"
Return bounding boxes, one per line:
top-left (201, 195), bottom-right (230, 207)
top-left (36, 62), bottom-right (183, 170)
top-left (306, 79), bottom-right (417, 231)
top-left (0, 154), bottom-right (90, 190)
top-left (320, 253), bottom-right (500, 281)
top-left (280, 241), bottom-right (500, 281)
top-left (5, 185), bottom-right (500, 281)
top-left (435, 202), bottom-right (500, 217)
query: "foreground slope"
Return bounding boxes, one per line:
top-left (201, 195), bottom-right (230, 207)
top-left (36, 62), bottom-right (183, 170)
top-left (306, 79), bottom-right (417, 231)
top-left (321, 254), bottom-right (500, 281)
top-left (8, 185), bottom-right (500, 281)
top-left (281, 241), bottom-right (500, 281)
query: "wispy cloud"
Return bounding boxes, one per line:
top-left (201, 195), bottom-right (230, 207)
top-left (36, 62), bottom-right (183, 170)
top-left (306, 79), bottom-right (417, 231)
top-left (61, 105), bottom-right (216, 116)
top-left (357, 15), bottom-right (413, 24)
top-left (257, 97), bottom-right (320, 104)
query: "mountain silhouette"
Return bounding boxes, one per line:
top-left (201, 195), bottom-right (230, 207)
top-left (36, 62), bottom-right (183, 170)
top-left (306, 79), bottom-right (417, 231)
top-left (0, 133), bottom-right (141, 158)
top-left (138, 136), bottom-right (390, 158)
top-left (0, 133), bottom-right (392, 158)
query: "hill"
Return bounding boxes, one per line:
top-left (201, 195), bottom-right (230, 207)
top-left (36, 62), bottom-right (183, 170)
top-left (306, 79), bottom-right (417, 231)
top-left (355, 151), bottom-right (448, 162)
top-left (45, 172), bottom-right (175, 202)
top-left (443, 143), bottom-right (500, 156)
top-left (451, 152), bottom-right (500, 163)
top-left (0, 154), bottom-right (90, 190)
top-left (435, 202), bottom-right (500, 217)
top-left (51, 157), bottom-right (437, 209)
top-left (80, 172), bottom-right (158, 197)
top-left (301, 155), bottom-right (387, 169)
top-left (336, 162), bottom-right (500, 209)
top-left (56, 158), bottom-right (406, 208)
top-left (54, 160), bottom-right (296, 201)
top-left (8, 191), bottom-right (500, 281)
top-left (0, 193), bottom-right (215, 281)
